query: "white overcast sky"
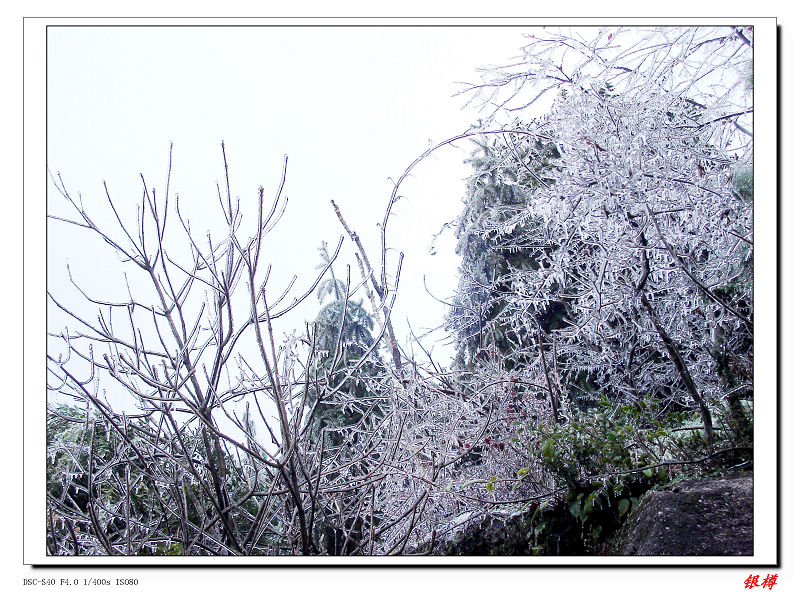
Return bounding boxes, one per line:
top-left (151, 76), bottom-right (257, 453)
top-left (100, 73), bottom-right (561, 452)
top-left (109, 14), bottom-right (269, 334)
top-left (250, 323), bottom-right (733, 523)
top-left (47, 26), bottom-right (541, 367)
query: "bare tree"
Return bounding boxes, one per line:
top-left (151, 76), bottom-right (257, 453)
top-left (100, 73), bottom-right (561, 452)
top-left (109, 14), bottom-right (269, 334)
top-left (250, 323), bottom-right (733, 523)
top-left (47, 143), bottom-right (408, 555)
top-left (46, 136), bottom-right (518, 556)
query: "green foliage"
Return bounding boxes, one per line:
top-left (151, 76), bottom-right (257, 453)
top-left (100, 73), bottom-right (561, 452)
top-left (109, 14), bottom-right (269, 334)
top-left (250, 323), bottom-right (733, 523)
top-left (520, 394), bottom-right (751, 553)
top-left (538, 396), bottom-right (664, 486)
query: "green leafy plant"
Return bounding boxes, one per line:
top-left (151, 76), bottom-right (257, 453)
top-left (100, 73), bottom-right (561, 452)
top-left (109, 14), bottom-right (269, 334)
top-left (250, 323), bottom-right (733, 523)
top-left (523, 394), bottom-right (750, 553)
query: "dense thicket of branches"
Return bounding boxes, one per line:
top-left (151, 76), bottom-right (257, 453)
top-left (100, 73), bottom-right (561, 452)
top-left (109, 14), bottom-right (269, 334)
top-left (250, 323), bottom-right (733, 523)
top-left (47, 26), bottom-right (754, 556)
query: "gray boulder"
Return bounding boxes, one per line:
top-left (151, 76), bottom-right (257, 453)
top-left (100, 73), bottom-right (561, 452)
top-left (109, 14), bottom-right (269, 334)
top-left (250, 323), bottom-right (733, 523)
top-left (614, 473), bottom-right (753, 556)
top-left (423, 510), bottom-right (534, 556)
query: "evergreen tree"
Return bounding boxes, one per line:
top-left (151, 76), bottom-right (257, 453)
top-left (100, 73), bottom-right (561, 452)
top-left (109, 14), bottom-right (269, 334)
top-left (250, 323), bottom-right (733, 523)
top-left (305, 242), bottom-right (384, 450)
top-left (448, 128), bottom-right (563, 369)
top-left (302, 243), bottom-right (388, 554)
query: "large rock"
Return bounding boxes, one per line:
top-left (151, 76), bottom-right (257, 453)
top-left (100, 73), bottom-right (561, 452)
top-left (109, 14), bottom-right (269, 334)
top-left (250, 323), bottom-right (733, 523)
top-left (428, 510), bottom-right (536, 556)
top-left (427, 502), bottom-right (584, 556)
top-left (614, 473), bottom-right (753, 556)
